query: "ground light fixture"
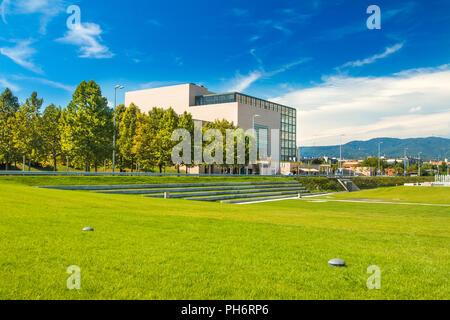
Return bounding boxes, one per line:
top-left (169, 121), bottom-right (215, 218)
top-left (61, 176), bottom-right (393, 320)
top-left (328, 259), bottom-right (346, 267)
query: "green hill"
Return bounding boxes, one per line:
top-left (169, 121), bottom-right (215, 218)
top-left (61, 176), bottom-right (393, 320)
top-left (301, 137), bottom-right (450, 160)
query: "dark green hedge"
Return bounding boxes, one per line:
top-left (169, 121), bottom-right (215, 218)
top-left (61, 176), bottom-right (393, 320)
top-left (350, 176), bottom-right (434, 190)
top-left (296, 176), bottom-right (434, 192)
top-left (296, 177), bottom-right (345, 192)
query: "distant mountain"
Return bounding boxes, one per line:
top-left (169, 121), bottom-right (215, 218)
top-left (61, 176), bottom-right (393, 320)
top-left (300, 137), bottom-right (450, 160)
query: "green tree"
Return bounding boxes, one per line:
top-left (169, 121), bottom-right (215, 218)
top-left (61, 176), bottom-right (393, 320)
top-left (60, 80), bottom-right (113, 172)
top-left (133, 107), bottom-right (165, 171)
top-left (0, 88), bottom-right (20, 170)
top-left (175, 111), bottom-right (195, 173)
top-left (118, 103), bottom-right (140, 171)
top-left (42, 104), bottom-right (62, 171)
top-left (13, 92), bottom-right (44, 170)
top-left (153, 108), bottom-right (179, 173)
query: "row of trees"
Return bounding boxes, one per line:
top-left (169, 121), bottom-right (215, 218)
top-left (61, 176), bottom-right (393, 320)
top-left (0, 81), bottom-right (249, 173)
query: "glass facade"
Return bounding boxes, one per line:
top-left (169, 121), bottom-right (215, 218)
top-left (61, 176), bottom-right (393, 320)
top-left (194, 92), bottom-right (297, 162)
top-left (195, 93), bottom-right (236, 106)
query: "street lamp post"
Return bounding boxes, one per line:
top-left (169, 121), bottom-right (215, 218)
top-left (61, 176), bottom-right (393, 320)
top-left (113, 85), bottom-right (124, 174)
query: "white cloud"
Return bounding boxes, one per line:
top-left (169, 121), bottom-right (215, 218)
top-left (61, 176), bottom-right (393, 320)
top-left (0, 0), bottom-right (10, 23)
top-left (57, 22), bottom-right (114, 59)
top-left (340, 43), bottom-right (404, 68)
top-left (0, 40), bottom-right (43, 74)
top-left (227, 58), bottom-right (311, 92)
top-left (0, 77), bottom-right (20, 92)
top-left (228, 71), bottom-right (263, 92)
top-left (11, 74), bottom-right (74, 92)
top-left (10, 0), bottom-right (65, 34)
top-left (271, 65), bottom-right (450, 146)
top-left (409, 106), bottom-right (422, 113)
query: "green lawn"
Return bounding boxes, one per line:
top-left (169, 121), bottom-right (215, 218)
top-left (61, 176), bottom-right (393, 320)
top-left (0, 177), bottom-right (448, 300)
top-left (324, 186), bottom-right (450, 205)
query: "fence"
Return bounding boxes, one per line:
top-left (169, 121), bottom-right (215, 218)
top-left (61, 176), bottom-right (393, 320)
top-left (435, 175), bottom-right (450, 183)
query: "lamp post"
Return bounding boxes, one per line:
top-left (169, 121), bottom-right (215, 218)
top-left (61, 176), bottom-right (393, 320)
top-left (378, 141), bottom-right (383, 176)
top-left (113, 85), bottom-right (124, 174)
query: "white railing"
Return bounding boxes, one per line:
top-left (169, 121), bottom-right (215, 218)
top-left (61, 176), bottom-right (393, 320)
top-left (435, 175), bottom-right (450, 183)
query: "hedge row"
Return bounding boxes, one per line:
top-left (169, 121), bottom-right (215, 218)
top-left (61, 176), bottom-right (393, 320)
top-left (296, 177), bottom-right (345, 192)
top-left (296, 176), bottom-right (434, 192)
top-left (350, 176), bottom-right (434, 190)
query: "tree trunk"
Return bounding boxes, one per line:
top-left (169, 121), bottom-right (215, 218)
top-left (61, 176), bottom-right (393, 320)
top-left (28, 154), bottom-right (32, 171)
top-left (53, 156), bottom-right (57, 172)
top-left (159, 165), bottom-right (162, 173)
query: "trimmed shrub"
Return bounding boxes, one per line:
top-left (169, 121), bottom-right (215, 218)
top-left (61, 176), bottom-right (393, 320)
top-left (296, 177), bottom-right (345, 192)
top-left (296, 176), bottom-right (434, 192)
top-left (351, 176), bottom-right (434, 190)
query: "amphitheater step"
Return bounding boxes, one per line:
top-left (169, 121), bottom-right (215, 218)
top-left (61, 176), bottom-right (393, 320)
top-left (144, 187), bottom-right (306, 199)
top-left (186, 190), bottom-right (309, 202)
top-left (38, 181), bottom-right (301, 191)
top-left (97, 184), bottom-right (305, 195)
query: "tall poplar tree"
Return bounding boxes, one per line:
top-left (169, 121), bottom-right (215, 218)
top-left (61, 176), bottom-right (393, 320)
top-left (60, 80), bottom-right (113, 172)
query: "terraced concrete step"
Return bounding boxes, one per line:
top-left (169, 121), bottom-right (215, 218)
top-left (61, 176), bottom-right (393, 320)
top-left (97, 184), bottom-right (305, 195)
top-left (186, 190), bottom-right (309, 202)
top-left (144, 187), bottom-right (307, 199)
top-left (221, 195), bottom-right (299, 204)
top-left (38, 181), bottom-right (301, 191)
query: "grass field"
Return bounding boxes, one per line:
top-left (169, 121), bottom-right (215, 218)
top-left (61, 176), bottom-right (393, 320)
top-left (0, 177), bottom-right (448, 300)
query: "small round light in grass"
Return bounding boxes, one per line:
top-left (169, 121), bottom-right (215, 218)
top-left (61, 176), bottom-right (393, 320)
top-left (83, 227), bottom-right (94, 232)
top-left (328, 258), bottom-right (346, 267)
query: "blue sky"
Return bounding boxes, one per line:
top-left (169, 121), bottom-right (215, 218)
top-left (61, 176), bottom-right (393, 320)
top-left (1, 0), bottom-right (449, 146)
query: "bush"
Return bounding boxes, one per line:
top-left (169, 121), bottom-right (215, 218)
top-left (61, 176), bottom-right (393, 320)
top-left (351, 176), bottom-right (434, 190)
top-left (296, 177), bottom-right (345, 192)
top-left (296, 176), bottom-right (435, 192)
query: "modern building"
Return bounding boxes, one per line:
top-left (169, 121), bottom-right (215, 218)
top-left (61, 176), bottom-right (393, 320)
top-left (125, 83), bottom-right (297, 162)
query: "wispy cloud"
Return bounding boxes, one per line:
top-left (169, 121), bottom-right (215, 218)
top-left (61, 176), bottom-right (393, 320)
top-left (0, 0), bottom-right (10, 24)
top-left (174, 56), bottom-right (183, 66)
top-left (230, 8), bottom-right (249, 17)
top-left (319, 3), bottom-right (416, 41)
top-left (11, 74), bottom-right (75, 92)
top-left (0, 40), bottom-right (43, 74)
top-left (272, 64), bottom-right (450, 145)
top-left (228, 71), bottom-right (263, 92)
top-left (340, 43), bottom-right (404, 68)
top-left (273, 24), bottom-right (292, 35)
top-left (57, 22), bottom-right (114, 59)
top-left (0, 77), bottom-right (20, 92)
top-left (138, 81), bottom-right (183, 90)
top-left (249, 35), bottom-right (261, 42)
top-left (227, 58), bottom-right (311, 92)
top-left (11, 0), bottom-right (65, 34)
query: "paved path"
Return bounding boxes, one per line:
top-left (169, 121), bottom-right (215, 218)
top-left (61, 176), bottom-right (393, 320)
top-left (303, 199), bottom-right (450, 207)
